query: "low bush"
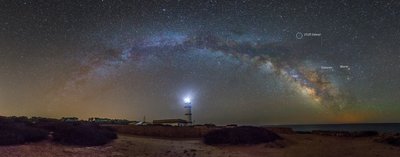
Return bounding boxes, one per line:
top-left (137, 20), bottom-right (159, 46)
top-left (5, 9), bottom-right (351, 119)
top-left (52, 123), bottom-right (117, 146)
top-left (312, 130), bottom-right (378, 137)
top-left (295, 131), bottom-right (312, 134)
top-left (383, 137), bottom-right (400, 146)
top-left (375, 134), bottom-right (400, 146)
top-left (353, 131), bottom-right (378, 137)
top-left (0, 124), bottom-right (48, 146)
top-left (0, 117), bottom-right (117, 146)
top-left (203, 126), bottom-right (281, 145)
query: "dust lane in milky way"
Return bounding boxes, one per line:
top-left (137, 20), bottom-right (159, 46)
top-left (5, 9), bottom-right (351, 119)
top-left (57, 32), bottom-right (353, 112)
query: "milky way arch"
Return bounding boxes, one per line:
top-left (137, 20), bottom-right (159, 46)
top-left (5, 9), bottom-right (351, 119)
top-left (57, 32), bottom-right (354, 112)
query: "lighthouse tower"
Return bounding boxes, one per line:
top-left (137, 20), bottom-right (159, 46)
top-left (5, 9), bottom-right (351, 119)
top-left (183, 97), bottom-right (192, 125)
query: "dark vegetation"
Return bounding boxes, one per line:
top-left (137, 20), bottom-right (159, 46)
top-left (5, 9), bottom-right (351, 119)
top-left (375, 133), bottom-right (400, 146)
top-left (311, 130), bottom-right (378, 137)
top-left (52, 123), bottom-right (117, 146)
top-left (264, 127), bottom-right (294, 134)
top-left (88, 117), bottom-right (133, 125)
top-left (0, 122), bottom-right (48, 146)
top-left (295, 131), bottom-right (312, 134)
top-left (203, 126), bottom-right (282, 145)
top-left (0, 116), bottom-right (117, 146)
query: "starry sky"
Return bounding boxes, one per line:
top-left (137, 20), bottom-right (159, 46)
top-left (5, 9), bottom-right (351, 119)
top-left (0, 0), bottom-right (399, 124)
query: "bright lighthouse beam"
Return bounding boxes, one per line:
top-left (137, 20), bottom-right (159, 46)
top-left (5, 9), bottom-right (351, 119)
top-left (184, 97), bottom-right (191, 104)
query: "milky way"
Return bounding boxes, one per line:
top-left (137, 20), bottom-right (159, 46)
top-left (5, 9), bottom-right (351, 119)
top-left (0, 0), bottom-right (399, 124)
top-left (61, 32), bottom-right (354, 112)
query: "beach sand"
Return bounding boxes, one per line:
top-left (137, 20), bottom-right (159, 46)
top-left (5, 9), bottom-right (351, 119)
top-left (0, 134), bottom-right (399, 157)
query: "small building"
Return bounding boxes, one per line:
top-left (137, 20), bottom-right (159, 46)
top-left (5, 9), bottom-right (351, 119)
top-left (193, 123), bottom-right (216, 128)
top-left (88, 117), bottom-right (111, 123)
top-left (133, 121), bottom-right (150, 125)
top-left (88, 117), bottom-right (132, 125)
top-left (61, 117), bottom-right (79, 122)
top-left (153, 119), bottom-right (188, 126)
top-left (226, 124), bottom-right (238, 128)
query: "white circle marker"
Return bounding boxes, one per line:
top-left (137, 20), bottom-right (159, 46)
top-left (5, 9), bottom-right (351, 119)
top-left (296, 32), bottom-right (303, 39)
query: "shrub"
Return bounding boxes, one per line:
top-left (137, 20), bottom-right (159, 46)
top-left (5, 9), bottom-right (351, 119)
top-left (203, 126), bottom-right (282, 145)
top-left (296, 131), bottom-right (311, 134)
top-left (353, 131), bottom-right (378, 137)
top-left (311, 130), bottom-right (378, 137)
top-left (0, 117), bottom-right (117, 146)
top-left (0, 131), bottom-right (25, 145)
top-left (0, 124), bottom-right (48, 145)
top-left (385, 137), bottom-right (400, 146)
top-left (52, 123), bottom-right (117, 146)
top-left (375, 134), bottom-right (400, 146)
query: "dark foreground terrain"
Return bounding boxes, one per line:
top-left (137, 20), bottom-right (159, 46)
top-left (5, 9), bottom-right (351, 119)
top-left (1, 117), bottom-right (400, 157)
top-left (1, 133), bottom-right (400, 157)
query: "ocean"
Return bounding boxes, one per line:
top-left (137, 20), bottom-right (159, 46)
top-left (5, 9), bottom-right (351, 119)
top-left (271, 123), bottom-right (400, 133)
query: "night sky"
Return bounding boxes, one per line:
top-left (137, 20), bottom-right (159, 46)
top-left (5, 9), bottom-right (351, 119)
top-left (0, 0), bottom-right (399, 124)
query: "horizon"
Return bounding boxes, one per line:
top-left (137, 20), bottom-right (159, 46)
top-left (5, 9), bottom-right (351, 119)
top-left (2, 114), bottom-right (400, 126)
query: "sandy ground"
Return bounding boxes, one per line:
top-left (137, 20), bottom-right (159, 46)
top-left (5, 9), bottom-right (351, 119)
top-left (0, 134), bottom-right (399, 157)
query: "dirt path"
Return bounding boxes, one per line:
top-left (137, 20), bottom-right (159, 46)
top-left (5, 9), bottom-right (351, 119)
top-left (0, 135), bottom-right (246, 157)
top-left (111, 135), bottom-right (247, 157)
top-left (221, 134), bottom-right (400, 157)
